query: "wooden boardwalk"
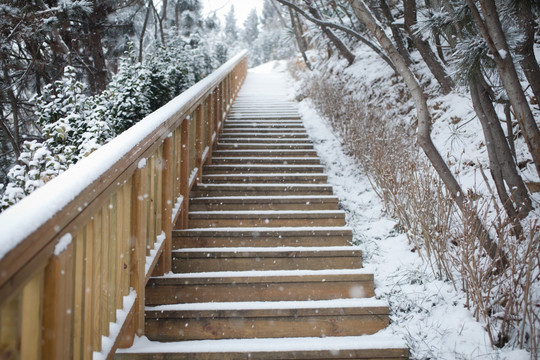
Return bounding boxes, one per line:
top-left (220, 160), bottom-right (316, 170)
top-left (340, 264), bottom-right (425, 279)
top-left (116, 70), bottom-right (408, 359)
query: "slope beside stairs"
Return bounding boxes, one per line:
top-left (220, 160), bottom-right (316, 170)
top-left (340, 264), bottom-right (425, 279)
top-left (116, 71), bottom-right (409, 359)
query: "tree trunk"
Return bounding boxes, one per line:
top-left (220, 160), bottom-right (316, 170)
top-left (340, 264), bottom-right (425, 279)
top-left (515, 1), bottom-right (540, 110)
top-left (469, 80), bottom-right (530, 225)
top-left (289, 9), bottom-right (312, 70)
top-left (304, 0), bottom-right (356, 65)
top-left (139, 0), bottom-right (152, 62)
top-left (375, 0), bottom-right (412, 66)
top-left (403, 0), bottom-right (454, 94)
top-left (348, 0), bottom-right (507, 268)
top-left (466, 0), bottom-right (540, 176)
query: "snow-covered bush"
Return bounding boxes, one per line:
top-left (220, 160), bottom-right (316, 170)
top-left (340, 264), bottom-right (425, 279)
top-left (0, 39), bottom-right (226, 211)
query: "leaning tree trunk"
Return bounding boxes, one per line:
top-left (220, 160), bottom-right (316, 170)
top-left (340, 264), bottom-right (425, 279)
top-left (290, 9), bottom-right (312, 70)
top-left (466, 0), bottom-right (540, 177)
top-left (469, 80), bottom-right (530, 228)
top-left (304, 0), bottom-right (356, 65)
top-left (348, 0), bottom-right (507, 268)
top-left (515, 1), bottom-right (540, 110)
top-left (403, 0), bottom-right (454, 94)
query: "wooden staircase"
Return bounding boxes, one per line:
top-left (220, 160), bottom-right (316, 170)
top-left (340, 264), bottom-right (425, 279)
top-left (116, 72), bottom-right (408, 359)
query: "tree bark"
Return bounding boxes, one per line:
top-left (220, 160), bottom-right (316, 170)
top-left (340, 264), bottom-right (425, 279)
top-left (373, 0), bottom-right (412, 66)
top-left (139, 0), bottom-right (152, 62)
top-left (466, 0), bottom-right (540, 176)
top-left (514, 1), bottom-right (540, 110)
top-left (403, 0), bottom-right (454, 94)
top-left (348, 0), bottom-right (507, 268)
top-left (303, 0), bottom-right (356, 65)
top-left (470, 79), bottom-right (531, 223)
top-left (289, 9), bottom-right (312, 70)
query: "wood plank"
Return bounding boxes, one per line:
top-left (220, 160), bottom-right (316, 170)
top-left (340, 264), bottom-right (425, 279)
top-left (73, 232), bottom-right (85, 359)
top-left (0, 291), bottom-right (21, 360)
top-left (20, 271), bottom-right (43, 360)
top-left (83, 223), bottom-right (95, 360)
top-left (130, 167), bottom-right (148, 337)
top-left (93, 211), bottom-right (103, 350)
top-left (102, 202), bottom-right (111, 336)
top-left (155, 137), bottom-right (173, 275)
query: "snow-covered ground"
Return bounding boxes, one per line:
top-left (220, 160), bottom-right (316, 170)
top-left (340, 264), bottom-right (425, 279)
top-left (252, 60), bottom-right (531, 359)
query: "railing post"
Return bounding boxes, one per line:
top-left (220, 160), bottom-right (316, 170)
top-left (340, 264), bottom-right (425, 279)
top-left (179, 119), bottom-right (190, 229)
top-left (155, 137), bottom-right (173, 275)
top-left (196, 105), bottom-right (204, 184)
top-left (43, 245), bottom-right (74, 359)
top-left (129, 166), bottom-right (148, 340)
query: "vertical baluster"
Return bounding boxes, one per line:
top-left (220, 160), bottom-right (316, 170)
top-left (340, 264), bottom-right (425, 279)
top-left (43, 239), bottom-right (74, 359)
top-left (92, 212), bottom-right (102, 352)
top-left (101, 203), bottom-right (110, 337)
top-left (130, 166), bottom-right (148, 339)
top-left (83, 222), bottom-right (94, 360)
top-left (109, 194), bottom-right (118, 325)
top-left (155, 137), bottom-right (173, 275)
top-left (179, 118), bottom-right (190, 229)
top-left (20, 272), bottom-right (43, 360)
top-left (73, 231), bottom-right (85, 359)
top-left (0, 292), bottom-right (21, 360)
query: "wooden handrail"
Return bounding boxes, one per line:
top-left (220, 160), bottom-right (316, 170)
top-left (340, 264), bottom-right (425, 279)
top-left (0, 50), bottom-right (248, 360)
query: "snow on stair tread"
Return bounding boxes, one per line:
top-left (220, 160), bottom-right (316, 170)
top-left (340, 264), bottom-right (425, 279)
top-left (181, 226), bottom-right (352, 231)
top-left (189, 210), bottom-right (345, 215)
top-left (197, 183), bottom-right (331, 187)
top-left (146, 297), bottom-right (387, 311)
top-left (156, 268), bottom-right (371, 278)
top-left (117, 333), bottom-right (407, 354)
top-left (176, 246), bottom-right (361, 253)
top-left (190, 195), bottom-right (336, 200)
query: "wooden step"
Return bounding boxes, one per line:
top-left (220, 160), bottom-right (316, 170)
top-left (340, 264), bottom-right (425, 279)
top-left (144, 298), bottom-right (390, 341)
top-left (224, 123), bottom-right (304, 128)
top-left (203, 164), bottom-right (325, 174)
top-left (222, 128), bottom-right (307, 133)
top-left (189, 195), bottom-right (338, 211)
top-left (211, 157), bottom-right (320, 165)
top-left (201, 173), bottom-right (327, 184)
top-left (217, 142), bottom-right (314, 150)
top-left (192, 183), bottom-right (334, 197)
top-left (227, 115), bottom-right (301, 120)
top-left (146, 269), bottom-right (372, 304)
top-left (212, 149), bottom-right (318, 157)
top-left (188, 210), bottom-right (346, 228)
top-left (219, 132), bottom-right (309, 139)
top-left (116, 335), bottom-right (409, 359)
top-left (185, 207), bottom-right (338, 225)
top-left (171, 247), bottom-right (362, 272)
top-left (173, 227), bottom-right (353, 248)
top-left (218, 138), bottom-right (312, 144)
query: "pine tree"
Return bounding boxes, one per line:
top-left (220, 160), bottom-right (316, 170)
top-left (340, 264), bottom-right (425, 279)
top-left (243, 9), bottom-right (260, 45)
top-left (224, 5), bottom-right (239, 42)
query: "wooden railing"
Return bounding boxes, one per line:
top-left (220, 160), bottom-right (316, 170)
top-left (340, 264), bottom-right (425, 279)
top-left (0, 51), bottom-right (248, 360)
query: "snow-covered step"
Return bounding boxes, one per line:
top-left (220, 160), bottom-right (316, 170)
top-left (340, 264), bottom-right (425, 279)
top-left (173, 227), bottom-right (353, 248)
top-left (188, 210), bottom-right (346, 228)
top-left (224, 122), bottom-right (304, 128)
top-left (201, 173), bottom-right (327, 184)
top-left (171, 246), bottom-right (362, 273)
top-left (189, 195), bottom-right (338, 211)
top-left (192, 183), bottom-right (334, 197)
top-left (222, 126), bottom-right (306, 132)
top-left (144, 298), bottom-right (390, 341)
top-left (217, 142), bottom-right (314, 150)
top-left (219, 132), bottom-right (309, 138)
top-left (203, 164), bottom-right (325, 174)
top-left (227, 115), bottom-right (301, 120)
top-left (146, 268), bottom-right (372, 304)
top-left (210, 156), bottom-right (320, 165)
top-left (116, 334), bottom-right (409, 360)
top-left (218, 137), bottom-right (312, 144)
top-left (212, 149), bottom-right (319, 157)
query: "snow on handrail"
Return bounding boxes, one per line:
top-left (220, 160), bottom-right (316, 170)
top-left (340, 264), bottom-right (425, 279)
top-left (0, 50), bottom-right (247, 258)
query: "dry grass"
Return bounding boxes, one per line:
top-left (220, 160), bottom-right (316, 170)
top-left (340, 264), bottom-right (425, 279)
top-left (298, 67), bottom-right (539, 357)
